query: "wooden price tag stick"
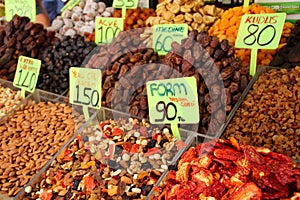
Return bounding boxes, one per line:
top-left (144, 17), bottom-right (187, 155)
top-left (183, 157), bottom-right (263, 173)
top-left (244, 0), bottom-right (249, 8)
top-left (235, 13), bottom-right (286, 76)
top-left (146, 77), bottom-right (199, 140)
top-left (69, 67), bottom-right (102, 121)
top-left (13, 56), bottom-right (41, 99)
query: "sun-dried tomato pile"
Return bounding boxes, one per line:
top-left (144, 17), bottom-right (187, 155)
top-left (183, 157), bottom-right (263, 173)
top-left (151, 138), bottom-right (300, 200)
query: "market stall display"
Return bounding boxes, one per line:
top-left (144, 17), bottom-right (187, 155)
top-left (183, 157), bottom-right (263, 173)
top-left (146, 0), bottom-right (224, 32)
top-left (21, 111), bottom-right (195, 200)
top-left (0, 90), bottom-right (85, 198)
top-left (38, 35), bottom-right (97, 94)
top-left (0, 15), bottom-right (58, 81)
top-left (49, 0), bottom-right (114, 39)
top-left (150, 138), bottom-right (300, 200)
top-left (270, 20), bottom-right (300, 68)
top-left (209, 4), bottom-right (294, 66)
top-left (222, 66), bottom-right (300, 160)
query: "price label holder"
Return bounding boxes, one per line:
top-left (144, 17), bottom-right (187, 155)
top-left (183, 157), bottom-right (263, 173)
top-left (13, 56), bottom-right (41, 99)
top-left (95, 17), bottom-right (124, 44)
top-left (5, 0), bottom-right (36, 22)
top-left (113, 0), bottom-right (138, 18)
top-left (61, 0), bottom-right (80, 16)
top-left (69, 67), bottom-right (102, 121)
top-left (235, 13), bottom-right (286, 76)
top-left (152, 24), bottom-right (188, 56)
top-left (146, 77), bottom-right (199, 139)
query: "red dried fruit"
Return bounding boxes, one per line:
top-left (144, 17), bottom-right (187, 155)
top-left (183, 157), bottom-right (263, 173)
top-left (213, 148), bottom-right (242, 161)
top-left (229, 182), bottom-right (262, 200)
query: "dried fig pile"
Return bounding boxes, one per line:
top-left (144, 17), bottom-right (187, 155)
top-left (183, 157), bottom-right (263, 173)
top-left (39, 35), bottom-right (96, 94)
top-left (271, 20), bottom-right (300, 68)
top-left (146, 0), bottom-right (223, 32)
top-left (0, 15), bottom-right (58, 81)
top-left (163, 30), bottom-right (251, 136)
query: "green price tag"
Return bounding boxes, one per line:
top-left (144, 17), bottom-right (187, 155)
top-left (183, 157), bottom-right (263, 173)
top-left (5, 0), bottom-right (36, 22)
top-left (69, 67), bottom-right (102, 110)
top-left (235, 13), bottom-right (286, 76)
top-left (153, 24), bottom-right (188, 55)
top-left (61, 0), bottom-right (80, 14)
top-left (95, 17), bottom-right (124, 44)
top-left (113, 0), bottom-right (138, 9)
top-left (13, 56), bottom-right (41, 98)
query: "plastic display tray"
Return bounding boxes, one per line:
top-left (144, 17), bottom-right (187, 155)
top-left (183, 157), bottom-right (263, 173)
top-left (0, 89), bottom-right (88, 200)
top-left (16, 106), bottom-right (214, 200)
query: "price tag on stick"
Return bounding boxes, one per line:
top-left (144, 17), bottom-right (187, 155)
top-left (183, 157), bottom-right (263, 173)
top-left (61, 0), bottom-right (80, 16)
top-left (13, 56), bottom-right (41, 98)
top-left (5, 0), bottom-right (36, 22)
top-left (69, 67), bottom-right (102, 121)
top-left (235, 13), bottom-right (286, 76)
top-left (95, 17), bottom-right (124, 44)
top-left (146, 77), bottom-right (199, 139)
top-left (113, 0), bottom-right (138, 18)
top-left (153, 24), bottom-right (188, 55)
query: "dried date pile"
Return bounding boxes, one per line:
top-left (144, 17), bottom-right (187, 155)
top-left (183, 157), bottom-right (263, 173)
top-left (86, 29), bottom-right (160, 118)
top-left (23, 135), bottom-right (166, 199)
top-left (163, 30), bottom-right (251, 135)
top-left (270, 20), bottom-right (300, 68)
top-left (222, 67), bottom-right (300, 160)
top-left (38, 35), bottom-right (96, 94)
top-left (0, 15), bottom-right (57, 80)
top-left (151, 138), bottom-right (300, 200)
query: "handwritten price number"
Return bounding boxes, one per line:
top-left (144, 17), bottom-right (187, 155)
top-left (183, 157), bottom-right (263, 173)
top-left (155, 34), bottom-right (173, 53)
top-left (97, 26), bottom-right (121, 43)
top-left (9, 8), bottom-right (33, 19)
top-left (114, 0), bottom-right (135, 8)
top-left (155, 101), bottom-right (178, 122)
top-left (73, 85), bottom-right (100, 107)
top-left (14, 69), bottom-right (36, 91)
top-left (243, 24), bottom-right (276, 47)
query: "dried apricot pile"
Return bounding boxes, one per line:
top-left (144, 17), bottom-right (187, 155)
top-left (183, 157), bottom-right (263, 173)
top-left (209, 4), bottom-right (294, 67)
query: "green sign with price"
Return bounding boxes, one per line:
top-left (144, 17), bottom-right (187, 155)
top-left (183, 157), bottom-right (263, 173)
top-left (13, 56), bottom-right (41, 96)
top-left (69, 67), bottom-right (102, 109)
top-left (95, 17), bottom-right (124, 44)
top-left (5, 0), bottom-right (36, 22)
top-left (235, 13), bottom-right (286, 49)
top-left (113, 0), bottom-right (138, 9)
top-left (153, 24), bottom-right (188, 55)
top-left (146, 77), bottom-right (199, 124)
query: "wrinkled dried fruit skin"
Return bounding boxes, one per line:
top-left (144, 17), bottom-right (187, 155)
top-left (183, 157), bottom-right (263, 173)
top-left (151, 139), bottom-right (300, 200)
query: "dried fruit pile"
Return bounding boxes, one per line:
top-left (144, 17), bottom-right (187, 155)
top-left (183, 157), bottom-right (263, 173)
top-left (0, 15), bottom-right (57, 80)
top-left (83, 118), bottom-right (186, 174)
top-left (23, 117), bottom-right (187, 200)
top-left (38, 34), bottom-right (96, 94)
top-left (146, 0), bottom-right (223, 32)
top-left (0, 82), bottom-right (22, 117)
top-left (113, 7), bottom-right (156, 30)
top-left (270, 20), bottom-right (300, 68)
top-left (49, 0), bottom-right (114, 39)
top-left (0, 100), bottom-right (84, 197)
top-left (223, 67), bottom-right (300, 160)
top-left (151, 138), bottom-right (300, 200)
top-left (163, 30), bottom-right (251, 135)
top-left (209, 4), bottom-right (294, 67)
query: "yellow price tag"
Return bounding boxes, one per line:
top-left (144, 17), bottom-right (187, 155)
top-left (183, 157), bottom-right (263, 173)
top-left (153, 24), bottom-right (188, 55)
top-left (95, 17), bottom-right (124, 44)
top-left (13, 56), bottom-right (41, 98)
top-left (5, 0), bottom-right (36, 22)
top-left (235, 13), bottom-right (286, 76)
top-left (113, 0), bottom-right (138, 9)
